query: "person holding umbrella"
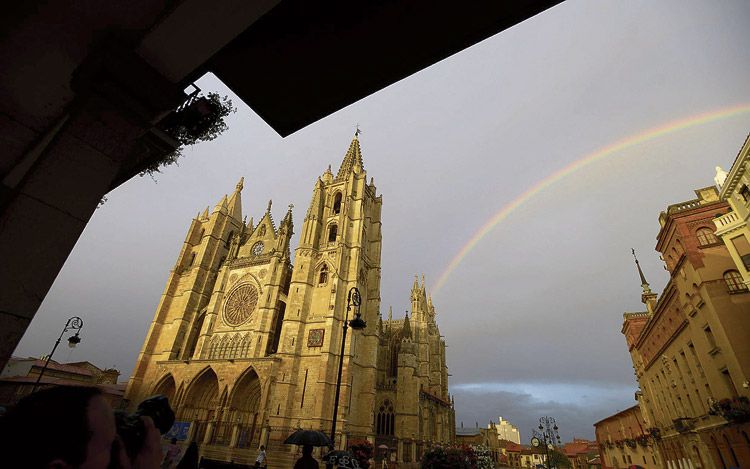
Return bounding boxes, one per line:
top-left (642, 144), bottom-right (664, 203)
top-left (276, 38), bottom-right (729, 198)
top-left (294, 444), bottom-right (320, 469)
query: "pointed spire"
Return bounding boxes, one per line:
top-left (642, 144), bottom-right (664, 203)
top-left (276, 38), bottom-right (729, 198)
top-left (631, 248), bottom-right (651, 294)
top-left (322, 165), bottom-right (334, 184)
top-left (227, 177), bottom-right (244, 218)
top-left (401, 312), bottom-right (412, 339)
top-left (200, 206), bottom-right (209, 220)
top-left (267, 199), bottom-right (272, 213)
top-left (281, 204), bottom-right (294, 228)
top-left (336, 137), bottom-right (364, 180)
top-left (412, 274), bottom-right (419, 292)
top-left (421, 273), bottom-right (426, 292)
top-left (388, 306), bottom-right (393, 322)
top-left (214, 194), bottom-right (228, 213)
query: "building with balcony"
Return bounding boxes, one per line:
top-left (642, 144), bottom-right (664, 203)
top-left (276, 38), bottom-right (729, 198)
top-left (620, 185), bottom-right (750, 469)
top-left (714, 134), bottom-right (750, 288)
top-left (594, 405), bottom-right (662, 469)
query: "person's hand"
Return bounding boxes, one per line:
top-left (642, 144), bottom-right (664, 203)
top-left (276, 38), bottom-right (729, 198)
top-left (114, 416), bottom-right (163, 469)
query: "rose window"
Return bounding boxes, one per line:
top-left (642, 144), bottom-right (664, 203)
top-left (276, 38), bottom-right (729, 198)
top-left (223, 284), bottom-right (259, 326)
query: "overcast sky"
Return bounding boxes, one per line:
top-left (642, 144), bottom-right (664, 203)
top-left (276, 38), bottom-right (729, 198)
top-left (14, 0), bottom-right (750, 441)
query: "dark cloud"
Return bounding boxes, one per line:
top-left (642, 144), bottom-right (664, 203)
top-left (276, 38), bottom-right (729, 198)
top-left (453, 383), bottom-right (637, 442)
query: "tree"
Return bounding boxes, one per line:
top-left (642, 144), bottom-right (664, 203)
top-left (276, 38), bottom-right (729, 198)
top-left (470, 445), bottom-right (494, 469)
top-left (548, 449), bottom-right (571, 468)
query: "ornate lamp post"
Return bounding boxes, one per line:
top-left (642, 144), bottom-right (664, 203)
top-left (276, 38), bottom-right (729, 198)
top-left (330, 287), bottom-right (367, 449)
top-left (32, 316), bottom-right (84, 392)
top-left (530, 416), bottom-right (561, 469)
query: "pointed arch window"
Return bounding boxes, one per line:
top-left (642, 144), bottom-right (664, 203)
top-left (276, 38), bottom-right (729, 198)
top-left (240, 334), bottom-right (251, 358)
top-left (318, 265), bottom-right (328, 285)
top-left (724, 270), bottom-right (747, 293)
top-left (328, 224), bottom-right (338, 244)
top-left (332, 192), bottom-right (342, 214)
top-left (696, 227), bottom-right (719, 246)
top-left (376, 400), bottom-right (395, 436)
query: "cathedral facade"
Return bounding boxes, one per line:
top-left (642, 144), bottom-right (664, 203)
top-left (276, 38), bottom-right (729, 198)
top-left (125, 137), bottom-right (455, 466)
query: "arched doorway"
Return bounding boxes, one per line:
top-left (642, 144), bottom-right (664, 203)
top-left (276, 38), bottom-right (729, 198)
top-left (152, 374), bottom-right (176, 405)
top-left (181, 368), bottom-right (219, 443)
top-left (229, 368), bottom-right (263, 449)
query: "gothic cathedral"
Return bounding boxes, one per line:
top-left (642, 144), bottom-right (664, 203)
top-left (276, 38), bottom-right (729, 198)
top-left (125, 137), bottom-right (455, 466)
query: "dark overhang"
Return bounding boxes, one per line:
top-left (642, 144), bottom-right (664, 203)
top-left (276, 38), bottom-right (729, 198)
top-left (207, 0), bottom-right (563, 136)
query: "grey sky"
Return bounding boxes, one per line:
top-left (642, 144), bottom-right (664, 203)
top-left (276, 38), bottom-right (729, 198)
top-left (14, 0), bottom-right (750, 441)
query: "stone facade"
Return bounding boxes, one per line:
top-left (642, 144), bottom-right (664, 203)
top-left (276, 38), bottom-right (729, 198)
top-left (714, 133), bottom-right (750, 288)
top-left (125, 137), bottom-right (454, 467)
top-left (621, 185), bottom-right (750, 469)
top-left (594, 405), bottom-right (662, 469)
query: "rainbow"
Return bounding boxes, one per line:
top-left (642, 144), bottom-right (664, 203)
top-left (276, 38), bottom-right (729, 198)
top-left (432, 103), bottom-right (750, 295)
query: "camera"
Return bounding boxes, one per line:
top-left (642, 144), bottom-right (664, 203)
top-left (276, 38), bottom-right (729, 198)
top-left (113, 395), bottom-right (175, 462)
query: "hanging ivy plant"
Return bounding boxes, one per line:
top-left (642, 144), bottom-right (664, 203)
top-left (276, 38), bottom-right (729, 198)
top-left (140, 92), bottom-right (236, 177)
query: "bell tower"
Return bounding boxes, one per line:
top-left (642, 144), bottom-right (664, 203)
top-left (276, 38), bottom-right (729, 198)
top-left (272, 135), bottom-right (383, 437)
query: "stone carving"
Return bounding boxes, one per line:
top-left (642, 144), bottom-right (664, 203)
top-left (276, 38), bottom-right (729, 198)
top-left (223, 283), bottom-right (259, 326)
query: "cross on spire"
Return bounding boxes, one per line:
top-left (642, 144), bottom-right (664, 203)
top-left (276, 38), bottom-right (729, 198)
top-left (355, 124), bottom-right (362, 138)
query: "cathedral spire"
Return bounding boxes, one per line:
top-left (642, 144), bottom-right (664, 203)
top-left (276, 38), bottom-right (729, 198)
top-left (336, 136), bottom-right (364, 180)
top-left (401, 312), bottom-right (412, 339)
top-left (214, 194), bottom-right (228, 213)
top-left (227, 177), bottom-right (244, 219)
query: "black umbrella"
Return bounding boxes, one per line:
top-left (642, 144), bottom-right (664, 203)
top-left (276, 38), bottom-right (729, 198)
top-left (283, 429), bottom-right (333, 447)
top-left (323, 450), bottom-right (361, 468)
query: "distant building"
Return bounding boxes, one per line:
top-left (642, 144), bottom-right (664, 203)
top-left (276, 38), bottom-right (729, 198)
top-left (594, 406), bottom-right (661, 469)
top-left (491, 416), bottom-right (521, 444)
top-left (498, 439), bottom-right (523, 467)
top-left (562, 438), bottom-right (600, 469)
top-left (519, 446), bottom-right (546, 468)
top-left (620, 181), bottom-right (750, 469)
top-left (0, 356), bottom-right (124, 408)
top-left (456, 422), bottom-right (501, 463)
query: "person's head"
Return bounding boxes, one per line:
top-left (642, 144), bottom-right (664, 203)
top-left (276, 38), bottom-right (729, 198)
top-left (0, 385), bottom-right (115, 468)
top-left (260, 445), bottom-right (265, 451)
top-left (302, 444), bottom-right (313, 456)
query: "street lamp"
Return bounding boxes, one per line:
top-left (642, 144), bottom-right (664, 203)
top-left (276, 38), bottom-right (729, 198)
top-left (329, 287), bottom-right (366, 449)
top-left (531, 416), bottom-right (561, 469)
top-left (32, 316), bottom-right (84, 392)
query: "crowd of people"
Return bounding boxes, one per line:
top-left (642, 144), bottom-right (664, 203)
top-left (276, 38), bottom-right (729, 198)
top-left (0, 385), bottom-right (195, 468)
top-left (0, 385), bottom-right (335, 469)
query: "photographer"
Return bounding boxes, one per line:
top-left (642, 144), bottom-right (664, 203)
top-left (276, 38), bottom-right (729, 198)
top-left (0, 385), bottom-right (162, 468)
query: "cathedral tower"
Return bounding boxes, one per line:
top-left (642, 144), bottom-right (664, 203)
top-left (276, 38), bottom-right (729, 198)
top-left (272, 135), bottom-right (383, 438)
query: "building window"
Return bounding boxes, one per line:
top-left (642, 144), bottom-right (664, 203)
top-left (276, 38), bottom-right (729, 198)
top-left (720, 368), bottom-right (739, 397)
top-left (318, 265), bottom-right (328, 285)
top-left (704, 326), bottom-right (717, 350)
top-left (723, 270), bottom-right (747, 293)
top-left (332, 192), bottom-right (342, 214)
top-left (730, 235), bottom-right (750, 270)
top-left (328, 224), bottom-right (338, 243)
top-left (376, 400), bottom-right (395, 436)
top-left (696, 227), bottom-right (718, 246)
top-left (740, 185), bottom-right (750, 202)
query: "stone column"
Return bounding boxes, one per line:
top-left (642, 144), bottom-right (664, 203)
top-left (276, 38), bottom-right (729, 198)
top-left (0, 45), bottom-right (184, 371)
top-left (203, 422), bottom-right (215, 445)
